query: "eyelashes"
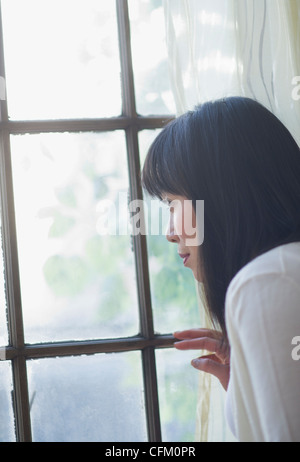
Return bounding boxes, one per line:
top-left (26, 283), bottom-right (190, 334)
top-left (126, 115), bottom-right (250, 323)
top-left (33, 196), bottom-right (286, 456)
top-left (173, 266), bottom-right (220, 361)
top-left (161, 197), bottom-right (172, 206)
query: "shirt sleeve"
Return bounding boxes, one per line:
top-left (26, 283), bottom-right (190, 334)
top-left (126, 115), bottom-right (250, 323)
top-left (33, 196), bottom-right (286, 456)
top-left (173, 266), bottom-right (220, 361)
top-left (226, 272), bottom-right (300, 441)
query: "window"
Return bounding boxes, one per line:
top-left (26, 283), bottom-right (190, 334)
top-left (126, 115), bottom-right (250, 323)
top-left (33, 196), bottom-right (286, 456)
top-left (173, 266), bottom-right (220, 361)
top-left (0, 0), bottom-right (200, 442)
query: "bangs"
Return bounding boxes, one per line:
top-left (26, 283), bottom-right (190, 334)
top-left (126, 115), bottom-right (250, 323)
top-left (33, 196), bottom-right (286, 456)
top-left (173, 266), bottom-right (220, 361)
top-left (141, 117), bottom-right (191, 200)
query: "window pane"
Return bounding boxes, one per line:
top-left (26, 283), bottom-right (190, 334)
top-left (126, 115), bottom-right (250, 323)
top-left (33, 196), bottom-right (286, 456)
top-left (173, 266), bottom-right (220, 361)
top-left (27, 352), bottom-right (147, 442)
top-left (156, 348), bottom-right (198, 442)
top-left (0, 362), bottom-right (15, 442)
top-left (139, 130), bottom-right (200, 334)
top-left (0, 229), bottom-right (8, 346)
top-left (11, 132), bottom-right (139, 343)
top-left (129, 0), bottom-right (175, 115)
top-left (1, 0), bottom-right (122, 119)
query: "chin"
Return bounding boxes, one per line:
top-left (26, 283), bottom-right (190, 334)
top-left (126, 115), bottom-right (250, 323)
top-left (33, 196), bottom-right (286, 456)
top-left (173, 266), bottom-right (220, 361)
top-left (191, 268), bottom-right (202, 283)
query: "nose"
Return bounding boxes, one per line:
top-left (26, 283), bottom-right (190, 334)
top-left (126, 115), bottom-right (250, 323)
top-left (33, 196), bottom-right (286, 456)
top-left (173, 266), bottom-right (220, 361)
top-left (165, 214), bottom-right (179, 244)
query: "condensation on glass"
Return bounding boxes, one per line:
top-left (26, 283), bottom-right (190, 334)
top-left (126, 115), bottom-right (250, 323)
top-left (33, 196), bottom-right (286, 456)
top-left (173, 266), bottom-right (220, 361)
top-left (155, 348), bottom-right (199, 442)
top-left (27, 352), bottom-right (147, 442)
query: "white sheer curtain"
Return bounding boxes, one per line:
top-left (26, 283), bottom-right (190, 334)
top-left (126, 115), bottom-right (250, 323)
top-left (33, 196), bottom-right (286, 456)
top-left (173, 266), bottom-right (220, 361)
top-left (162, 0), bottom-right (300, 441)
top-left (163, 0), bottom-right (300, 143)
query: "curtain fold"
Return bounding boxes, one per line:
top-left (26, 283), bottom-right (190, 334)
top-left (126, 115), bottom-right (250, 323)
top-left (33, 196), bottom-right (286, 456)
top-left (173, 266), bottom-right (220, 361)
top-left (163, 0), bottom-right (300, 442)
top-left (163, 0), bottom-right (300, 144)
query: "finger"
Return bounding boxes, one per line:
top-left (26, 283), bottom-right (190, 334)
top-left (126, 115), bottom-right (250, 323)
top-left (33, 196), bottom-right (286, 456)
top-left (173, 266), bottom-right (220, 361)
top-left (173, 328), bottom-right (221, 340)
top-left (191, 355), bottom-right (230, 390)
top-left (196, 353), bottom-right (223, 364)
top-left (174, 336), bottom-right (222, 353)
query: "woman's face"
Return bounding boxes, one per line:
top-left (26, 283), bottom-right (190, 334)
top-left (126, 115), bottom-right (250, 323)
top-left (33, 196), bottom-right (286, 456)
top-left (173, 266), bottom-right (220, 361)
top-left (163, 193), bottom-right (202, 282)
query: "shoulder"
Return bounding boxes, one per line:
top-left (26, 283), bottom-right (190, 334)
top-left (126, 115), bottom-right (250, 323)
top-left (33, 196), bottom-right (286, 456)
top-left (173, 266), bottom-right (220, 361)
top-left (225, 243), bottom-right (300, 442)
top-left (225, 242), bottom-right (300, 326)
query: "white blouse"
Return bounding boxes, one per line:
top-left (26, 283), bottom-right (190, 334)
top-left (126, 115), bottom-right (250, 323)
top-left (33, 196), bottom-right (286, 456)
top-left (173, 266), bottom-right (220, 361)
top-left (225, 242), bottom-right (300, 442)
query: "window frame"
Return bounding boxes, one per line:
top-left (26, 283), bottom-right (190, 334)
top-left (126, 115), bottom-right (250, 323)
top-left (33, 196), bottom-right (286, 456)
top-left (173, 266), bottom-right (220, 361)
top-left (0, 0), bottom-right (175, 442)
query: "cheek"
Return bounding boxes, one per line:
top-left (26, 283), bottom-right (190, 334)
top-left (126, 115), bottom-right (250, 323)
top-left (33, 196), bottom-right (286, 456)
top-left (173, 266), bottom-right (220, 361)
top-left (181, 202), bottom-right (197, 242)
top-left (190, 246), bottom-right (199, 261)
top-left (173, 209), bottom-right (184, 239)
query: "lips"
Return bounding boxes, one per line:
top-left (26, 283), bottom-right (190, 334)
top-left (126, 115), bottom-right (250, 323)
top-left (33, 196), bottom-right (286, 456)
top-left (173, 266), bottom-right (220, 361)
top-left (179, 253), bottom-right (190, 266)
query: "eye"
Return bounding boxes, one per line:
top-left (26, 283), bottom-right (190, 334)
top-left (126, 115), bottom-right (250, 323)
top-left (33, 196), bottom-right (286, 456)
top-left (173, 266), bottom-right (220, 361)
top-left (169, 202), bottom-right (175, 214)
top-left (162, 198), bottom-right (171, 207)
top-left (165, 199), bottom-right (174, 211)
top-left (162, 197), bottom-right (176, 213)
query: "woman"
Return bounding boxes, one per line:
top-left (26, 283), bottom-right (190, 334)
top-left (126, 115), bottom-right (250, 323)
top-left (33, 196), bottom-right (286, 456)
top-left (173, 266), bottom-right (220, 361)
top-left (141, 97), bottom-right (300, 442)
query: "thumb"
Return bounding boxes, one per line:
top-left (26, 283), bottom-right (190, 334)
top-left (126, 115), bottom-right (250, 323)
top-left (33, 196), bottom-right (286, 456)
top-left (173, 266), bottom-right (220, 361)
top-left (191, 355), bottom-right (229, 391)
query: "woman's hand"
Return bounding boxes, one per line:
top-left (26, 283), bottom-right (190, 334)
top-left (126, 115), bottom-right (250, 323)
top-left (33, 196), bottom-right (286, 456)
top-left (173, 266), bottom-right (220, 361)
top-left (173, 328), bottom-right (230, 391)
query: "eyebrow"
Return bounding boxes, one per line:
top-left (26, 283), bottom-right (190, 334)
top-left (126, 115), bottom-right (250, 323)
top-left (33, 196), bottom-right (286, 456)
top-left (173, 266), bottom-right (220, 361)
top-left (161, 196), bottom-right (172, 205)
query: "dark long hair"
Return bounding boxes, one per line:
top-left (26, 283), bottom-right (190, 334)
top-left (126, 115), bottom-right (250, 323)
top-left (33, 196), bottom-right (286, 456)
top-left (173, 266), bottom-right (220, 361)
top-left (141, 96), bottom-right (300, 339)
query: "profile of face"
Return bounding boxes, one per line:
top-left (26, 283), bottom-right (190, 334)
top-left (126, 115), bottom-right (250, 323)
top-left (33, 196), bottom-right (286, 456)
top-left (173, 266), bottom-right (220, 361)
top-left (164, 193), bottom-right (202, 282)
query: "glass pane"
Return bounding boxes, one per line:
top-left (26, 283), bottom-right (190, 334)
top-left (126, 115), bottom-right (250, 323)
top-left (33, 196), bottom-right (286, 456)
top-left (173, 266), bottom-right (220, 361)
top-left (0, 362), bottom-right (15, 442)
top-left (0, 227), bottom-right (8, 346)
top-left (11, 132), bottom-right (139, 343)
top-left (129, 0), bottom-right (176, 115)
top-left (27, 352), bottom-right (147, 442)
top-left (156, 348), bottom-right (199, 442)
top-left (1, 0), bottom-right (122, 119)
top-left (139, 130), bottom-right (200, 334)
